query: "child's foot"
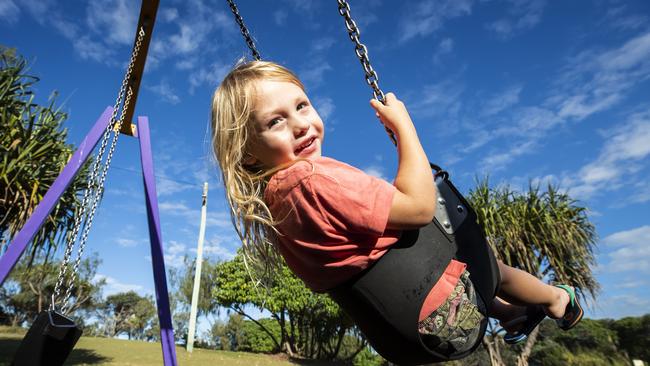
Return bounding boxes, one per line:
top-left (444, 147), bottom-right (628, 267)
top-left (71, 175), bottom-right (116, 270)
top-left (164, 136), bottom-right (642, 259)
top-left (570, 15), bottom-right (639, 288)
top-left (553, 285), bottom-right (584, 330)
top-left (544, 284), bottom-right (584, 331)
top-left (501, 305), bottom-right (547, 344)
top-left (544, 285), bottom-right (572, 319)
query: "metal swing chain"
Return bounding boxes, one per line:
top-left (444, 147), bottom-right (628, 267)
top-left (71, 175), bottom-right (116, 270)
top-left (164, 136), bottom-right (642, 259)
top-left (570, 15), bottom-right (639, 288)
top-left (226, 0), bottom-right (262, 60)
top-left (336, 0), bottom-right (397, 145)
top-left (51, 27), bottom-right (147, 314)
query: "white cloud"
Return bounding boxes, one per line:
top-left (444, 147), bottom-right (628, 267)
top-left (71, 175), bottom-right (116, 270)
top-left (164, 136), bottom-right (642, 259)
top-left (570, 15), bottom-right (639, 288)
top-left (163, 240), bottom-right (188, 268)
top-left (568, 111), bottom-right (650, 199)
top-left (553, 31), bottom-right (650, 121)
top-left (486, 0), bottom-right (546, 39)
top-left (433, 37), bottom-right (454, 63)
top-left (398, 0), bottom-right (473, 42)
top-left (169, 24), bottom-right (199, 54)
top-left (116, 238), bottom-right (140, 247)
top-left (156, 177), bottom-right (194, 196)
top-left (73, 35), bottom-right (114, 63)
top-left (481, 85), bottom-right (522, 116)
top-left (158, 199), bottom-right (231, 229)
top-left (310, 37), bottom-right (335, 54)
top-left (410, 77), bottom-right (464, 119)
top-left (206, 211), bottom-right (233, 228)
top-left (363, 165), bottom-right (388, 181)
top-left (94, 274), bottom-right (147, 296)
top-left (21, 0), bottom-right (49, 22)
top-left (462, 31), bottom-right (650, 172)
top-left (161, 7), bottom-right (179, 22)
top-left (189, 61), bottom-right (231, 93)
top-left (159, 201), bottom-right (193, 215)
top-left (146, 80), bottom-right (181, 105)
top-left (86, 0), bottom-right (138, 46)
top-left (0, 0), bottom-right (20, 24)
top-left (596, 293), bottom-right (650, 318)
top-left (479, 139), bottom-right (537, 171)
top-left (273, 10), bottom-right (287, 26)
top-left (313, 96), bottom-right (335, 121)
top-left (202, 235), bottom-right (236, 260)
top-left (300, 62), bottom-right (332, 89)
top-left (602, 225), bottom-right (650, 274)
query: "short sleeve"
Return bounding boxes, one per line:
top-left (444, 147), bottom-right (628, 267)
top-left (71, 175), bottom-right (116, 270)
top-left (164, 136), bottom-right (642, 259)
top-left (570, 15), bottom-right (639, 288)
top-left (308, 160), bottom-right (396, 237)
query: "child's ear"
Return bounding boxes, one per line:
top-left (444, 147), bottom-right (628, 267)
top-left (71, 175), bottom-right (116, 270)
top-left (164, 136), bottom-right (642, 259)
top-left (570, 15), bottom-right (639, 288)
top-left (243, 153), bottom-right (257, 166)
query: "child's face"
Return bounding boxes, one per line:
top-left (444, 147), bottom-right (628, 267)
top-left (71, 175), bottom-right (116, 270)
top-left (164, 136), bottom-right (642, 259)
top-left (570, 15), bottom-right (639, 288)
top-left (247, 80), bottom-right (324, 169)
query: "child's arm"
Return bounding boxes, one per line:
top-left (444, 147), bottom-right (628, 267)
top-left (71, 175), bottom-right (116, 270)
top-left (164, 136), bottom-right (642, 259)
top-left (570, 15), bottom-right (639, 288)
top-left (370, 93), bottom-right (436, 229)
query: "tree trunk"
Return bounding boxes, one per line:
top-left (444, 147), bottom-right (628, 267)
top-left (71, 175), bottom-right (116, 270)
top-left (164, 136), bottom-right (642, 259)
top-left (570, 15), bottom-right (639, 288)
top-left (483, 335), bottom-right (506, 366)
top-left (516, 326), bottom-right (540, 366)
top-left (332, 324), bottom-right (346, 358)
top-left (11, 314), bottom-right (20, 328)
top-left (37, 289), bottom-right (43, 313)
top-left (232, 306), bottom-right (282, 351)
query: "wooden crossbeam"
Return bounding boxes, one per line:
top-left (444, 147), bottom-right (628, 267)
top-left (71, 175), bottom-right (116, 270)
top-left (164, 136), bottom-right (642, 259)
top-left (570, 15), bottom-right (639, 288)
top-left (119, 0), bottom-right (160, 136)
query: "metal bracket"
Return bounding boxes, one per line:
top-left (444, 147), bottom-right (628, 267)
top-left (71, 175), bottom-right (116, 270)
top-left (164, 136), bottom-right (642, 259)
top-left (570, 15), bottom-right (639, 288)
top-left (114, 121), bottom-right (138, 137)
top-left (434, 177), bottom-right (468, 235)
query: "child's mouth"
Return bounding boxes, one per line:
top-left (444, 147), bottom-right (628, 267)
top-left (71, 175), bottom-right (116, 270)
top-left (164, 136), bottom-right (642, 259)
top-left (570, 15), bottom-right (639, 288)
top-left (295, 137), bottom-right (316, 155)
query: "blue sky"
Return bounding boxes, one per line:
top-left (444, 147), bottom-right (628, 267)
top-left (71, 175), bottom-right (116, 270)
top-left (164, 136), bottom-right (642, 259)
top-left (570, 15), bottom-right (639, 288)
top-left (2, 0), bottom-right (649, 327)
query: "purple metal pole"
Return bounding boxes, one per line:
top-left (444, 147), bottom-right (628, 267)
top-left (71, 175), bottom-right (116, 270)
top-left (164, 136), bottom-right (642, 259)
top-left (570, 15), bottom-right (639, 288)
top-left (137, 116), bottom-right (178, 366)
top-left (0, 107), bottom-right (114, 285)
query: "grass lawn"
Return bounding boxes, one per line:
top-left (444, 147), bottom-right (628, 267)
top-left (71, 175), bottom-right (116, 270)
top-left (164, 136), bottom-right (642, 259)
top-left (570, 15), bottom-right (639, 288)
top-left (0, 326), bottom-right (340, 365)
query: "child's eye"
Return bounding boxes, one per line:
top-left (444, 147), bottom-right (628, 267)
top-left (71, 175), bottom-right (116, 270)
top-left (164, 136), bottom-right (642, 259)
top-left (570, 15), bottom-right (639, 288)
top-left (267, 118), bottom-right (281, 128)
top-left (297, 102), bottom-right (308, 110)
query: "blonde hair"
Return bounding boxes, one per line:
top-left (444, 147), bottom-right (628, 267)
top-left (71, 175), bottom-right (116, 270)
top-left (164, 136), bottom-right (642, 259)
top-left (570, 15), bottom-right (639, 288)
top-left (210, 60), bottom-right (304, 281)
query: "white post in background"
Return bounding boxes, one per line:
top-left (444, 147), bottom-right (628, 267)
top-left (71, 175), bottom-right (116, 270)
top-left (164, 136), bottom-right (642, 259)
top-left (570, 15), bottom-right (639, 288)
top-left (187, 182), bottom-right (208, 353)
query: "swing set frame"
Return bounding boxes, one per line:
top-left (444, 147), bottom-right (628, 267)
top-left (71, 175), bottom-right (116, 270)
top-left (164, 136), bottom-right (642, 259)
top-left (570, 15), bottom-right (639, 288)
top-left (0, 1), bottom-right (178, 365)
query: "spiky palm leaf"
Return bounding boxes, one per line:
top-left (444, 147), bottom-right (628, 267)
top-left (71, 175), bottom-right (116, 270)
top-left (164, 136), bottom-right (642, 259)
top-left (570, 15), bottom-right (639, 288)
top-left (468, 178), bottom-right (599, 300)
top-left (0, 47), bottom-right (92, 262)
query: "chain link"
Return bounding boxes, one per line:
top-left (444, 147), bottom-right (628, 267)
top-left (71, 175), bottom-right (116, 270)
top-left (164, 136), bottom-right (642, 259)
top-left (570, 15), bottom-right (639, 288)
top-left (336, 0), bottom-right (396, 145)
top-left (226, 0), bottom-right (261, 61)
top-left (52, 27), bottom-right (146, 313)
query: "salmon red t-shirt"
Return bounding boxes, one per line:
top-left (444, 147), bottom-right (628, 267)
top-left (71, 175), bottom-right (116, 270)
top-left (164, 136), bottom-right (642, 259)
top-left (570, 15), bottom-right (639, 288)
top-left (264, 157), bottom-right (464, 321)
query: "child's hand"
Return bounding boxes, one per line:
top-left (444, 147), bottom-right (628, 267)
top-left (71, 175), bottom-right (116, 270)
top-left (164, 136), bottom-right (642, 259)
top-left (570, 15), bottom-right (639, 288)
top-left (369, 93), bottom-right (415, 135)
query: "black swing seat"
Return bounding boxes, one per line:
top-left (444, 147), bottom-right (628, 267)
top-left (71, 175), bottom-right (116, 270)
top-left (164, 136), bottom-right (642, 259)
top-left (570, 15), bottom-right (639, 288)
top-left (12, 310), bottom-right (82, 366)
top-left (328, 174), bottom-right (500, 365)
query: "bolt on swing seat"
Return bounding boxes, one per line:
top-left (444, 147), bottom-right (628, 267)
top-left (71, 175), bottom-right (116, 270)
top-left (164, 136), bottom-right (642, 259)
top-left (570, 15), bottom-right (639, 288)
top-left (328, 169), bottom-right (500, 365)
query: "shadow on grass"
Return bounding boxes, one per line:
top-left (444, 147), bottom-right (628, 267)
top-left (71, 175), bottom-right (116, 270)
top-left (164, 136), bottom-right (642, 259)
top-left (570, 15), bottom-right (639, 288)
top-left (0, 338), bottom-right (111, 365)
top-left (287, 357), bottom-right (349, 366)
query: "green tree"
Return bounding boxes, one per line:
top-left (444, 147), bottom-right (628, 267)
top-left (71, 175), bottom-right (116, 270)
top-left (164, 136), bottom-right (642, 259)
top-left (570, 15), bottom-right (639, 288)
top-left (0, 46), bottom-right (91, 260)
top-left (101, 291), bottom-right (157, 340)
top-left (610, 314), bottom-right (650, 362)
top-left (467, 179), bottom-right (599, 366)
top-left (529, 319), bottom-right (631, 366)
top-left (212, 314), bottom-right (282, 353)
top-left (212, 250), bottom-right (364, 360)
top-left (168, 256), bottom-right (222, 345)
top-left (0, 253), bottom-right (105, 327)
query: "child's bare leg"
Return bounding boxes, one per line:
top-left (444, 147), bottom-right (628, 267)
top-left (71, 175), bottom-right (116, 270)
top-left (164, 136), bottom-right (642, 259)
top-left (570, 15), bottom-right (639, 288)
top-left (497, 261), bottom-right (570, 319)
top-left (488, 297), bottom-right (528, 330)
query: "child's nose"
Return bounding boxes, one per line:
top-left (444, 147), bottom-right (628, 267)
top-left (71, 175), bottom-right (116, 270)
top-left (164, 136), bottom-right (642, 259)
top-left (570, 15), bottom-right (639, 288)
top-left (292, 117), bottom-right (310, 137)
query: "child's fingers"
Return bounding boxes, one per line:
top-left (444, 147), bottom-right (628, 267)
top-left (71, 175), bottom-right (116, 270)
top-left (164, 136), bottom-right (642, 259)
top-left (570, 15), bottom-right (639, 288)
top-left (383, 92), bottom-right (397, 105)
top-left (369, 98), bottom-right (384, 111)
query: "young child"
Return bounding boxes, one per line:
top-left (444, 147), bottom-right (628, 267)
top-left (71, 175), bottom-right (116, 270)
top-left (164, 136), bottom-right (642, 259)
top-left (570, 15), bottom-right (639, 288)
top-left (210, 60), bottom-right (583, 352)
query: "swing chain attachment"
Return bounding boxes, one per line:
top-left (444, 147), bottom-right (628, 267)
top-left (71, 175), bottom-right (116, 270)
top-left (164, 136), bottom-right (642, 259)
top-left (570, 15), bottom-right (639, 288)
top-left (226, 0), bottom-right (262, 61)
top-left (51, 27), bottom-right (147, 314)
top-left (336, 0), bottom-right (397, 145)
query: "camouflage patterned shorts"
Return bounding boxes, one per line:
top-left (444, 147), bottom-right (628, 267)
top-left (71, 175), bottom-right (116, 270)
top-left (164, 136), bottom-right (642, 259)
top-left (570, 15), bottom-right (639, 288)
top-left (418, 269), bottom-right (486, 356)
